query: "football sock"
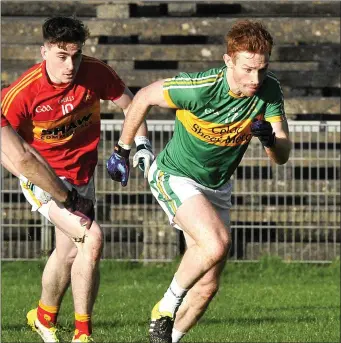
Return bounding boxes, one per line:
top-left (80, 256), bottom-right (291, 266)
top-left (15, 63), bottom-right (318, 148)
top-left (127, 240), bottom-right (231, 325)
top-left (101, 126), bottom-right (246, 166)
top-left (37, 300), bottom-right (59, 328)
top-left (74, 313), bottom-right (92, 338)
top-left (172, 327), bottom-right (186, 342)
top-left (159, 276), bottom-right (188, 316)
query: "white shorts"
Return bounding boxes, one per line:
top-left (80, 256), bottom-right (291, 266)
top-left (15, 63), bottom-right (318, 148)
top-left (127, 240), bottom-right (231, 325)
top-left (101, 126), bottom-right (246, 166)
top-left (148, 161), bottom-right (232, 231)
top-left (20, 177), bottom-right (96, 223)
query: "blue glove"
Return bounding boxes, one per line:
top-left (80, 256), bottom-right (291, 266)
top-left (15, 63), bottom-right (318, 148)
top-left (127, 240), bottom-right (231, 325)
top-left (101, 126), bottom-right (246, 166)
top-left (106, 143), bottom-right (131, 186)
top-left (251, 119), bottom-right (276, 148)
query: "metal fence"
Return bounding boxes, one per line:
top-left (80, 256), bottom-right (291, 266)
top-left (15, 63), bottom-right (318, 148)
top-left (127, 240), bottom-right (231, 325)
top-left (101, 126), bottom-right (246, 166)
top-left (1, 120), bottom-right (340, 262)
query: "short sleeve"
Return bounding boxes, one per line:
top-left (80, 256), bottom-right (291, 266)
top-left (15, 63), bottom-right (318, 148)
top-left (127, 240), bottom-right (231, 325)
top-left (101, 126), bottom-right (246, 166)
top-left (1, 87), bottom-right (26, 130)
top-left (98, 63), bottom-right (126, 101)
top-left (263, 72), bottom-right (286, 123)
top-left (163, 71), bottom-right (205, 111)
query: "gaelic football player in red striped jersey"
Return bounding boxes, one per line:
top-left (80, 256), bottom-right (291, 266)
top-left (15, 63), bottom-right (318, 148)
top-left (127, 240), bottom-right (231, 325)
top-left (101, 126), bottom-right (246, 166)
top-left (1, 16), bottom-right (154, 343)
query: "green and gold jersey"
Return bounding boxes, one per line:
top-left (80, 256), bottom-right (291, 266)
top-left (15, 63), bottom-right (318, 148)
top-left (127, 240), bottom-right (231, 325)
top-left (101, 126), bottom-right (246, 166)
top-left (158, 65), bottom-right (285, 189)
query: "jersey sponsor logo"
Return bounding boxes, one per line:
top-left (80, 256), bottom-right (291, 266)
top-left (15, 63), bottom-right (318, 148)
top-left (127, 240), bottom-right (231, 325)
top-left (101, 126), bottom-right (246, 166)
top-left (177, 109), bottom-right (254, 147)
top-left (36, 105), bottom-right (53, 113)
top-left (58, 96), bottom-right (74, 104)
top-left (40, 112), bottom-right (93, 140)
top-left (192, 123), bottom-right (252, 146)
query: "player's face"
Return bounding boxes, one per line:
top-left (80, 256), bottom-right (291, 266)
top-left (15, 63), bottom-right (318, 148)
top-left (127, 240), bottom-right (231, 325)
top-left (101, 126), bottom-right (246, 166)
top-left (41, 42), bottom-right (83, 84)
top-left (224, 51), bottom-right (269, 97)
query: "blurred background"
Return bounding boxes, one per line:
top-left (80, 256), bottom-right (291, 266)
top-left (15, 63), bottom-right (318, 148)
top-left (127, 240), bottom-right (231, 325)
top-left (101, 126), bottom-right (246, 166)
top-left (1, 0), bottom-right (340, 263)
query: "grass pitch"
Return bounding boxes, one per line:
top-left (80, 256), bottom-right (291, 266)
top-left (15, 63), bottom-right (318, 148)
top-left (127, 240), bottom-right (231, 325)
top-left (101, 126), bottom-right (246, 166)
top-left (1, 257), bottom-right (340, 342)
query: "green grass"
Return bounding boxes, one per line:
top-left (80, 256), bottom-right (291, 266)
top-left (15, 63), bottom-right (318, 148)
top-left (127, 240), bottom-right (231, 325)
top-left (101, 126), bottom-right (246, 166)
top-left (1, 256), bottom-right (340, 342)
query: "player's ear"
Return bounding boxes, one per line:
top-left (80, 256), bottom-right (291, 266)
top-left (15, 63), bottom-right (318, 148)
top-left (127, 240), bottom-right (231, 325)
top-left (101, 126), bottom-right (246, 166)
top-left (41, 45), bottom-right (47, 60)
top-left (223, 54), bottom-right (234, 69)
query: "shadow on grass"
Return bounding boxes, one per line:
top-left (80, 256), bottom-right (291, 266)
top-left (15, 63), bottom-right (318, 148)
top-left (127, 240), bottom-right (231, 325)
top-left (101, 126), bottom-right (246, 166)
top-left (262, 305), bottom-right (340, 312)
top-left (234, 304), bottom-right (340, 312)
top-left (94, 319), bottom-right (148, 327)
top-left (3, 318), bottom-right (148, 332)
top-left (202, 311), bottom-right (332, 326)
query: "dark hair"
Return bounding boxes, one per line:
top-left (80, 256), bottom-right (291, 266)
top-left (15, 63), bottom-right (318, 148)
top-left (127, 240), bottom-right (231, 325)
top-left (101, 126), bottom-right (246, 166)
top-left (225, 20), bottom-right (273, 58)
top-left (42, 16), bottom-right (90, 45)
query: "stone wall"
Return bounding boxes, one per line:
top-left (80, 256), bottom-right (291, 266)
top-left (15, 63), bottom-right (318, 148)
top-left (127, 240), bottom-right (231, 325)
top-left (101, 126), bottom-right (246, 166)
top-left (1, 1), bottom-right (340, 120)
top-left (1, 1), bottom-right (340, 261)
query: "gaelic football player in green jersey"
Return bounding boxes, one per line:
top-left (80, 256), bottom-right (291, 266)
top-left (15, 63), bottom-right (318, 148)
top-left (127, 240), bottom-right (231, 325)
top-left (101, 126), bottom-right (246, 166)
top-left (107, 20), bottom-right (292, 343)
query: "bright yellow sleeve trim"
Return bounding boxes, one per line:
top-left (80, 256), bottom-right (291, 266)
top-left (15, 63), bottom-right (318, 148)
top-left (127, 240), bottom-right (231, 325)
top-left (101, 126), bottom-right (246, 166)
top-left (163, 89), bottom-right (178, 109)
top-left (266, 115), bottom-right (286, 123)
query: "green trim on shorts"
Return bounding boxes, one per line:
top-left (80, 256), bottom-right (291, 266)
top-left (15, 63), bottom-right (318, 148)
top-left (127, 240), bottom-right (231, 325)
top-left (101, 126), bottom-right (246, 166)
top-left (162, 172), bottom-right (182, 210)
top-left (149, 166), bottom-right (182, 217)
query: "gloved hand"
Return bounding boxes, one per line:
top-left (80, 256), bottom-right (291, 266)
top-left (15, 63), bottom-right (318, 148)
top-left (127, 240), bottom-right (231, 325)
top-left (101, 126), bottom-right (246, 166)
top-left (62, 188), bottom-right (95, 222)
top-left (106, 142), bottom-right (131, 186)
top-left (250, 119), bottom-right (276, 148)
top-left (133, 142), bottom-right (155, 178)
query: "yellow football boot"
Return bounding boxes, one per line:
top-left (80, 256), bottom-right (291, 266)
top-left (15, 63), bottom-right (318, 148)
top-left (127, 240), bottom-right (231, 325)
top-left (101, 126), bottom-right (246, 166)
top-left (27, 308), bottom-right (59, 342)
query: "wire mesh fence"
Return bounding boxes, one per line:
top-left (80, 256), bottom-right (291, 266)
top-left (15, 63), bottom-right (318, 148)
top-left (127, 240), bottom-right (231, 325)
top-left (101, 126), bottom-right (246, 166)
top-left (1, 120), bottom-right (340, 262)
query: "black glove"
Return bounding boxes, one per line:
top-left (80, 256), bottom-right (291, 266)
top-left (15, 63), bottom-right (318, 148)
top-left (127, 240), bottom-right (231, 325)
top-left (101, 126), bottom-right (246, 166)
top-left (106, 142), bottom-right (131, 186)
top-left (62, 188), bottom-right (95, 222)
top-left (250, 119), bottom-right (276, 148)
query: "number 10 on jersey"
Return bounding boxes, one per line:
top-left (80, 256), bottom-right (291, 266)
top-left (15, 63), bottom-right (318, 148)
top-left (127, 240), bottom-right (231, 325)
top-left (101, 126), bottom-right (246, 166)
top-left (62, 103), bottom-right (74, 115)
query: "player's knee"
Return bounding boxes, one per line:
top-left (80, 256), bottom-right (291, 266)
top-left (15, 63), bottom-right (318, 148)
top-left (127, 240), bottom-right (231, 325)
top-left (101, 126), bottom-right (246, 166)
top-left (56, 246), bottom-right (78, 266)
top-left (206, 233), bottom-right (230, 263)
top-left (83, 221), bottom-right (103, 261)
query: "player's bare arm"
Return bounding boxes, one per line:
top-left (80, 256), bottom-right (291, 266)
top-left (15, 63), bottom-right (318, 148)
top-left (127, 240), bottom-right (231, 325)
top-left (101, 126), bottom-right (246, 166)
top-left (1, 124), bottom-right (94, 230)
top-left (1, 125), bottom-right (69, 203)
top-left (112, 86), bottom-right (156, 178)
top-left (1, 148), bottom-right (20, 177)
top-left (106, 81), bottom-right (166, 184)
top-left (266, 120), bottom-right (291, 165)
top-left (114, 86), bottom-right (148, 138)
top-left (120, 79), bottom-right (170, 146)
top-left (251, 118), bottom-right (291, 165)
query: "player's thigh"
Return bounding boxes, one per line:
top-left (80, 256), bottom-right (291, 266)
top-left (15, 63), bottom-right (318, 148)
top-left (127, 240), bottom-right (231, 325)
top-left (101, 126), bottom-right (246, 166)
top-left (21, 174), bottom-right (102, 243)
top-left (48, 201), bottom-right (102, 244)
top-left (148, 161), bottom-right (200, 228)
top-left (20, 176), bottom-right (97, 223)
top-left (54, 225), bottom-right (78, 262)
top-left (174, 194), bottom-right (230, 248)
top-left (149, 161), bottom-right (230, 245)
